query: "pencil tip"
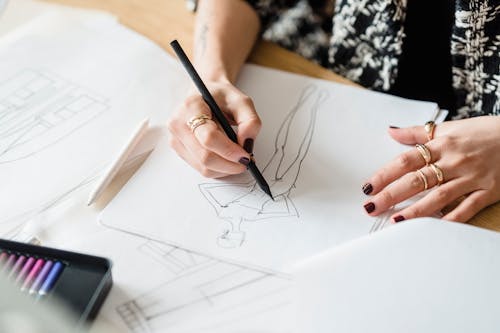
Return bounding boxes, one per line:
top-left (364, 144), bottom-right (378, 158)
top-left (265, 187), bottom-right (274, 201)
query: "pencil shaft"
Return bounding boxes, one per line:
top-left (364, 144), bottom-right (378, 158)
top-left (170, 40), bottom-right (237, 143)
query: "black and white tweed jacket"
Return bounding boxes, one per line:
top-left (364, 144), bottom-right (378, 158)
top-left (244, 0), bottom-right (499, 119)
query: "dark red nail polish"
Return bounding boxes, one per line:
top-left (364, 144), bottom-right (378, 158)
top-left (243, 138), bottom-right (254, 154)
top-left (362, 183), bottom-right (373, 195)
top-left (239, 157), bottom-right (250, 166)
top-left (393, 215), bottom-right (405, 223)
top-left (364, 202), bottom-right (375, 214)
top-left (389, 125), bottom-right (400, 129)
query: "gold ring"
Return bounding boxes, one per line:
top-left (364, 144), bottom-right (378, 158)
top-left (187, 114), bottom-right (211, 132)
top-left (416, 169), bottom-right (428, 191)
top-left (424, 121), bottom-right (436, 141)
top-left (415, 143), bottom-right (432, 165)
top-left (429, 163), bottom-right (444, 186)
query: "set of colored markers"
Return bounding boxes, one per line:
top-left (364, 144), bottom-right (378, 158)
top-left (0, 248), bottom-right (64, 297)
top-left (0, 239), bottom-right (113, 324)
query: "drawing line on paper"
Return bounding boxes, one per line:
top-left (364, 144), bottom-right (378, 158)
top-left (198, 85), bottom-right (329, 248)
top-left (117, 243), bottom-right (290, 333)
top-left (99, 223), bottom-right (292, 333)
top-left (0, 69), bottom-right (109, 163)
top-left (370, 212), bottom-right (393, 233)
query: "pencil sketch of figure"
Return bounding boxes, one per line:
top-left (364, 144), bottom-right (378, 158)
top-left (199, 85), bottom-right (329, 248)
top-left (0, 70), bottom-right (108, 163)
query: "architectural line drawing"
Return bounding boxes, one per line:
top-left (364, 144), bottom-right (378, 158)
top-left (97, 224), bottom-right (292, 333)
top-left (0, 69), bottom-right (109, 163)
top-left (199, 85), bottom-right (329, 248)
top-left (138, 241), bottom-right (212, 275)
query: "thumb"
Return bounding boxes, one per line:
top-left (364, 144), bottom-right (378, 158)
top-left (388, 125), bottom-right (428, 145)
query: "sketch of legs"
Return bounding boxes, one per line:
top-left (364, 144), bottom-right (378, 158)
top-left (0, 70), bottom-right (108, 163)
top-left (116, 240), bottom-right (290, 333)
top-left (199, 85), bottom-right (329, 248)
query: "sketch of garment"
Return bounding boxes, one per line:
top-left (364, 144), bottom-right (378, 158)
top-left (199, 85), bottom-right (329, 248)
top-left (0, 70), bottom-right (108, 163)
top-left (116, 240), bottom-right (291, 333)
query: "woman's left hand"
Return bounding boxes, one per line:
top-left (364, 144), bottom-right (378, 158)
top-left (362, 116), bottom-right (500, 223)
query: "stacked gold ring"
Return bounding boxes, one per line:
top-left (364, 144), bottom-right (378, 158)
top-left (424, 121), bottom-right (436, 141)
top-left (429, 163), bottom-right (444, 186)
top-left (187, 114), bottom-right (212, 132)
top-left (416, 143), bottom-right (432, 165)
top-left (416, 169), bottom-right (429, 191)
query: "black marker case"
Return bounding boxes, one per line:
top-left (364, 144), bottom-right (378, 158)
top-left (0, 239), bottom-right (113, 325)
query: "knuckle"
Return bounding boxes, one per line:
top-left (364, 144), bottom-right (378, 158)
top-left (371, 173), bottom-right (385, 188)
top-left (438, 136), bottom-right (455, 150)
top-left (453, 149), bottom-right (474, 168)
top-left (434, 188), bottom-right (450, 202)
top-left (380, 191), bottom-right (394, 205)
top-left (397, 153), bottom-right (412, 169)
top-left (449, 211), bottom-right (464, 222)
top-left (222, 147), bottom-right (238, 161)
top-left (240, 95), bottom-right (254, 106)
top-left (410, 173), bottom-right (423, 189)
top-left (252, 115), bottom-right (262, 129)
top-left (467, 197), bottom-right (482, 211)
top-left (183, 94), bottom-right (202, 109)
top-left (199, 151), bottom-right (213, 165)
top-left (410, 206), bottom-right (423, 217)
top-left (200, 167), bottom-right (213, 178)
top-left (199, 130), bottom-right (218, 148)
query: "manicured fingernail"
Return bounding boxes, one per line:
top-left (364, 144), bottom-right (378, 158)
top-left (362, 183), bottom-right (373, 195)
top-left (393, 215), bottom-right (405, 223)
top-left (364, 202), bottom-right (375, 214)
top-left (238, 157), bottom-right (250, 166)
top-left (243, 138), bottom-right (254, 154)
top-left (389, 125), bottom-right (400, 129)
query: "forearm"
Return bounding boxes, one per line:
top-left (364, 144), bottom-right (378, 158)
top-left (194, 0), bottom-right (260, 83)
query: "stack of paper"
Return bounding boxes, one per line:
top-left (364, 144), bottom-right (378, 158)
top-left (0, 10), bottom-right (190, 233)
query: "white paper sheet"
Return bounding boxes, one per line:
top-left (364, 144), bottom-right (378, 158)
top-left (0, 12), bottom-right (190, 230)
top-left (100, 64), bottom-right (447, 271)
top-left (66, 228), bottom-right (293, 333)
top-left (294, 218), bottom-right (500, 333)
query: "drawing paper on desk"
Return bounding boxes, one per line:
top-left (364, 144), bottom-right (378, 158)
top-left (101, 64), bottom-right (447, 270)
top-left (0, 12), bottom-right (190, 228)
top-left (68, 229), bottom-right (293, 333)
top-left (294, 219), bottom-right (500, 333)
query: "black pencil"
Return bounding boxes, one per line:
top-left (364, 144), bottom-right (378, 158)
top-left (170, 40), bottom-right (273, 200)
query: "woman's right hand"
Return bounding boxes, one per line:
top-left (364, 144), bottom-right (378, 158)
top-left (167, 80), bottom-right (261, 178)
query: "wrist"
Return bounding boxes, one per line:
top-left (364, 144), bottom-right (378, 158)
top-left (199, 67), bottom-right (232, 84)
top-left (196, 62), bottom-right (234, 84)
top-left (187, 67), bottom-right (232, 95)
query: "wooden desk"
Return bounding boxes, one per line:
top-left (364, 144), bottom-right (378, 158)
top-left (48, 0), bottom-right (500, 231)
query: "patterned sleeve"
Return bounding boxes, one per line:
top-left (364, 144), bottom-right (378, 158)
top-left (244, 0), bottom-right (332, 67)
top-left (243, 0), bottom-right (302, 31)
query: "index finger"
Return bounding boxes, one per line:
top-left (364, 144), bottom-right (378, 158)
top-left (363, 143), bottom-right (442, 195)
top-left (388, 125), bottom-right (429, 145)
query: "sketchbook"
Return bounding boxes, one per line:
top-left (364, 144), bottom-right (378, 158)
top-left (100, 63), bottom-right (447, 271)
top-left (0, 10), bottom-right (190, 232)
top-left (294, 218), bottom-right (500, 333)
